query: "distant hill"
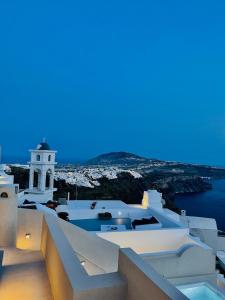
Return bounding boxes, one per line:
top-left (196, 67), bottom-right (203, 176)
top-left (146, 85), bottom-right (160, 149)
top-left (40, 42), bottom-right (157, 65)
top-left (85, 151), bottom-right (225, 179)
top-left (86, 151), bottom-right (161, 166)
top-left (9, 150), bottom-right (225, 207)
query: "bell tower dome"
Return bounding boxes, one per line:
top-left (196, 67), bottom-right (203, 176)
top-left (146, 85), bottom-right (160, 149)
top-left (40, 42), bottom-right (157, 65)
top-left (25, 139), bottom-right (57, 203)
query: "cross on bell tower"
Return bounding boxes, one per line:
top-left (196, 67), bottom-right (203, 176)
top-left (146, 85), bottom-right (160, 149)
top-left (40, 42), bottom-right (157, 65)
top-left (26, 139), bottom-right (57, 202)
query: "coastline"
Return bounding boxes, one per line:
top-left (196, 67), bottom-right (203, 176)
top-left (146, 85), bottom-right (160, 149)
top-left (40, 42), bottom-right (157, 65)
top-left (174, 179), bottom-right (225, 231)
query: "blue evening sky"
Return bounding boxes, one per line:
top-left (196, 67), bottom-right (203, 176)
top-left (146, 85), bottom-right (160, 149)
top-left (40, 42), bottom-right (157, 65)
top-left (0, 0), bottom-right (225, 165)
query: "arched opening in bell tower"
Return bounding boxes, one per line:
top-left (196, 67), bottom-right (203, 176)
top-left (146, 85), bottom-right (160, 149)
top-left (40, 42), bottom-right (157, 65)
top-left (33, 169), bottom-right (41, 190)
top-left (46, 169), bottom-right (54, 189)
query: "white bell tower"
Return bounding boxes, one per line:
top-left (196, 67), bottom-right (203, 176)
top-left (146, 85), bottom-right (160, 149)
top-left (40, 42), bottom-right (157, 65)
top-left (25, 139), bottom-right (57, 203)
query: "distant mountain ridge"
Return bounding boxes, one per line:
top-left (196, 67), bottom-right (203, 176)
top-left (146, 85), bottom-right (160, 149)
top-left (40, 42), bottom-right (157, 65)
top-left (86, 151), bottom-right (162, 166)
top-left (9, 151), bottom-right (225, 206)
top-left (85, 151), bottom-right (225, 179)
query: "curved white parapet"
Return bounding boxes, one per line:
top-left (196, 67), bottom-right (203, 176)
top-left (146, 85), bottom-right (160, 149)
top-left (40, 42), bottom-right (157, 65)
top-left (119, 248), bottom-right (188, 300)
top-left (142, 242), bottom-right (215, 279)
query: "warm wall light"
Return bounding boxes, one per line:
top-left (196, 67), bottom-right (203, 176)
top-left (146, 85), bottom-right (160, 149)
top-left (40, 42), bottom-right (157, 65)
top-left (142, 191), bottom-right (149, 208)
top-left (25, 233), bottom-right (31, 239)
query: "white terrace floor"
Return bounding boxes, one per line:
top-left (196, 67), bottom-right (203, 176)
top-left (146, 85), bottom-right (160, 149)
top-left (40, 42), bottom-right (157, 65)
top-left (0, 247), bottom-right (53, 300)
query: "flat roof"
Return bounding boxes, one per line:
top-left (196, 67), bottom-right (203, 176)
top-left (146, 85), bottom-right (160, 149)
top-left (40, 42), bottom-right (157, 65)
top-left (67, 200), bottom-right (129, 209)
top-left (186, 216), bottom-right (217, 230)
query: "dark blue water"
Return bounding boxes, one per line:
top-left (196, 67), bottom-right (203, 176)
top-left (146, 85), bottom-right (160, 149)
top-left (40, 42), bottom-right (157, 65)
top-left (175, 179), bottom-right (225, 231)
top-left (70, 218), bottom-right (132, 231)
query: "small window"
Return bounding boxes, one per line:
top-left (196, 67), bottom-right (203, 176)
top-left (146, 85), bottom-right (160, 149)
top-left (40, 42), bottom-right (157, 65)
top-left (36, 154), bottom-right (40, 161)
top-left (1, 192), bottom-right (8, 198)
top-left (15, 186), bottom-right (19, 194)
top-left (48, 155), bottom-right (51, 162)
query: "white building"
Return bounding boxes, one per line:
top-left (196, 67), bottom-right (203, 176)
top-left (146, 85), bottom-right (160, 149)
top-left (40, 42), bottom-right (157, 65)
top-left (0, 163), bottom-right (18, 247)
top-left (1, 146), bottom-right (225, 299)
top-left (23, 140), bottom-right (57, 203)
top-left (55, 190), bottom-right (225, 298)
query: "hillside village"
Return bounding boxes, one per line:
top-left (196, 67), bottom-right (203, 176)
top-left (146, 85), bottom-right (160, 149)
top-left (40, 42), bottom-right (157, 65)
top-left (1, 141), bottom-right (225, 299)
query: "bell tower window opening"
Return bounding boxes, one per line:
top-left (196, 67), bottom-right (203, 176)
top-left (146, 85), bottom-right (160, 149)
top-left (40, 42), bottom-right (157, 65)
top-left (1, 192), bottom-right (8, 198)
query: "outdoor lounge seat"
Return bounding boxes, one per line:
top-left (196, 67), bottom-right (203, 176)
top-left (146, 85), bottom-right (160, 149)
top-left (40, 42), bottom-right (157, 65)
top-left (132, 216), bottom-right (160, 229)
top-left (98, 212), bottom-right (112, 220)
top-left (18, 205), bottom-right (37, 210)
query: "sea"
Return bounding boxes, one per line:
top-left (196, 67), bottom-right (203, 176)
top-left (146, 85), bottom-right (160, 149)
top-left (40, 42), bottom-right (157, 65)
top-left (175, 179), bottom-right (225, 231)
